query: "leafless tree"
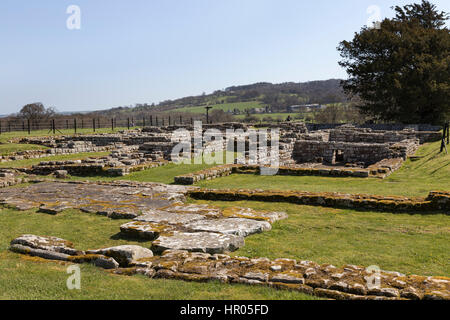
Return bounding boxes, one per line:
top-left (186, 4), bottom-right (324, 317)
top-left (19, 103), bottom-right (56, 129)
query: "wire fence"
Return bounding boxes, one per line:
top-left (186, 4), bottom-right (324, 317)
top-left (0, 115), bottom-right (210, 135)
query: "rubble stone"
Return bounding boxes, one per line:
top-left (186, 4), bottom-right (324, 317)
top-left (87, 245), bottom-right (154, 267)
top-left (184, 218), bottom-right (271, 237)
top-left (151, 232), bottom-right (245, 254)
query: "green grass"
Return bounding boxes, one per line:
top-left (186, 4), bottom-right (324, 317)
top-left (196, 140), bottom-right (450, 197)
top-left (189, 199), bottom-right (450, 277)
top-left (0, 133), bottom-right (448, 299)
top-left (63, 162), bottom-right (222, 184)
top-left (0, 143), bottom-right (48, 156)
top-left (0, 127), bottom-right (137, 144)
top-left (172, 101), bottom-right (264, 114)
top-left (64, 152), bottom-right (238, 184)
top-left (0, 200), bottom-right (448, 299)
top-left (234, 112), bottom-right (304, 120)
top-left (0, 151), bottom-right (110, 168)
top-left (0, 207), bottom-right (318, 300)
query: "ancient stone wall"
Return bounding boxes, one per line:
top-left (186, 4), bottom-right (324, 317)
top-left (306, 123), bottom-right (441, 132)
top-left (188, 189), bottom-right (450, 213)
top-left (292, 139), bottom-right (418, 165)
top-left (9, 235), bottom-right (450, 300)
top-left (329, 128), bottom-right (441, 144)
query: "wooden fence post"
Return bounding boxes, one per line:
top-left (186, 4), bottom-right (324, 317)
top-left (447, 122), bottom-right (450, 144)
top-left (441, 123), bottom-right (449, 153)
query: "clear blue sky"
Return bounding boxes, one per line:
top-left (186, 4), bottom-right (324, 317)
top-left (1, 0), bottom-right (449, 114)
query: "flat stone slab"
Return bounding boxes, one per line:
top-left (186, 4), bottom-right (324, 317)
top-left (222, 207), bottom-right (288, 223)
top-left (38, 204), bottom-right (71, 215)
top-left (185, 218), bottom-right (271, 237)
top-left (87, 245), bottom-right (153, 267)
top-left (10, 234), bottom-right (80, 255)
top-left (134, 210), bottom-right (206, 225)
top-left (162, 203), bottom-right (221, 218)
top-left (151, 231), bottom-right (245, 254)
top-left (10, 244), bottom-right (71, 261)
top-left (120, 221), bottom-right (177, 240)
top-left (0, 181), bottom-right (189, 219)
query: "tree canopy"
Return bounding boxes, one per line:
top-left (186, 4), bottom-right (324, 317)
top-left (19, 103), bottom-right (56, 123)
top-left (338, 0), bottom-right (449, 125)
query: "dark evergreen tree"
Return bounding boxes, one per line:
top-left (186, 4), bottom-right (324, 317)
top-left (338, 1), bottom-right (450, 124)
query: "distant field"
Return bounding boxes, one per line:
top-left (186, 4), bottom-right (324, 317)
top-left (0, 151), bottom-right (110, 168)
top-left (170, 101), bottom-right (265, 114)
top-left (0, 127), bottom-right (136, 144)
top-left (0, 143), bottom-right (48, 156)
top-left (233, 112), bottom-right (310, 121)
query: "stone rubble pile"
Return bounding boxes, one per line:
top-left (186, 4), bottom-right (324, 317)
top-left (20, 145), bottom-right (168, 177)
top-left (0, 169), bottom-right (29, 188)
top-left (0, 140), bottom-right (117, 163)
top-left (9, 235), bottom-right (152, 269)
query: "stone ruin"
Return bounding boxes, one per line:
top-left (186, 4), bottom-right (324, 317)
top-left (8, 231), bottom-right (450, 300)
top-left (2, 179), bottom-right (448, 300)
top-left (6, 122), bottom-right (440, 179)
top-left (292, 126), bottom-right (422, 166)
top-left (0, 181), bottom-right (286, 253)
top-left (1, 122), bottom-right (447, 300)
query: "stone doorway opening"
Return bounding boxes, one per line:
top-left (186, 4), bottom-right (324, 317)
top-left (333, 149), bottom-right (344, 164)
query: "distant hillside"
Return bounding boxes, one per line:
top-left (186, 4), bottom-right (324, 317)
top-left (95, 79), bottom-right (347, 117)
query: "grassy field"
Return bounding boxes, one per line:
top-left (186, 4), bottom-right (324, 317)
top-left (65, 162), bottom-right (222, 184)
top-left (197, 140), bottom-right (450, 197)
top-left (0, 208), bottom-right (318, 300)
top-left (233, 112), bottom-right (318, 121)
top-left (190, 199), bottom-right (450, 277)
top-left (0, 201), bottom-right (448, 299)
top-left (0, 132), bottom-right (448, 299)
top-left (0, 127), bottom-right (136, 144)
top-left (172, 101), bottom-right (264, 114)
top-left (0, 152), bottom-right (110, 169)
top-left (57, 152), bottom-right (238, 184)
top-left (0, 143), bottom-right (48, 156)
